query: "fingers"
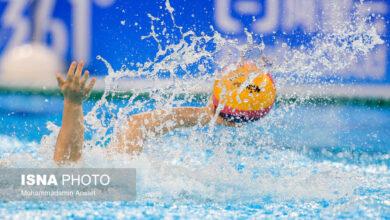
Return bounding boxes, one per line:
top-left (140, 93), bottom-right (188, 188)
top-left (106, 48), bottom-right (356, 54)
top-left (206, 96), bottom-right (216, 113)
top-left (66, 61), bottom-right (77, 83)
top-left (74, 61), bottom-right (84, 85)
top-left (80, 70), bottom-right (89, 89)
top-left (85, 78), bottom-right (96, 94)
top-left (64, 61), bottom-right (89, 88)
top-left (56, 73), bottom-right (65, 88)
top-left (217, 117), bottom-right (241, 127)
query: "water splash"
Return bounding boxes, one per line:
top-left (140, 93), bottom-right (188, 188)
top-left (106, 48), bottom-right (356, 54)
top-left (4, 0), bottom-right (387, 208)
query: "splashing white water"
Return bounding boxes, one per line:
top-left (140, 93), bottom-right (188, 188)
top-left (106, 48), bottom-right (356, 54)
top-left (4, 0), bottom-right (386, 204)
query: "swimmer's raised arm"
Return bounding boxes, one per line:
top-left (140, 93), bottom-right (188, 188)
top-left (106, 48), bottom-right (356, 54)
top-left (114, 102), bottom-right (235, 154)
top-left (54, 61), bottom-right (95, 164)
top-left (54, 63), bottom-right (234, 162)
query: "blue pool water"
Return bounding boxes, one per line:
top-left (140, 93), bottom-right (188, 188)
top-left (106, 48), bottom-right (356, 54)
top-left (0, 93), bottom-right (389, 218)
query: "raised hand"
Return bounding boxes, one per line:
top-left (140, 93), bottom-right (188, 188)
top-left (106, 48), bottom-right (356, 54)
top-left (56, 61), bottom-right (96, 105)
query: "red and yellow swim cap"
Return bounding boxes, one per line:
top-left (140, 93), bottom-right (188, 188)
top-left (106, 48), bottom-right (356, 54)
top-left (212, 62), bottom-right (276, 122)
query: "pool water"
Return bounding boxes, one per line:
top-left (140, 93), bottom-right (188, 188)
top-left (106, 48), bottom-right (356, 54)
top-left (0, 93), bottom-right (389, 218)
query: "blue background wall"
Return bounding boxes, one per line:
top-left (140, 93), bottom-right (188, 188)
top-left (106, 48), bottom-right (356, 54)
top-left (0, 0), bottom-right (388, 84)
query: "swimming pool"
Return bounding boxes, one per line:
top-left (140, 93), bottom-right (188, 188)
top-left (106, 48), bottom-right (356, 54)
top-left (0, 91), bottom-right (389, 218)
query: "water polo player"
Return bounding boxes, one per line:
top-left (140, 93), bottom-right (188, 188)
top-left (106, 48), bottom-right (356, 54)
top-left (53, 60), bottom-right (275, 164)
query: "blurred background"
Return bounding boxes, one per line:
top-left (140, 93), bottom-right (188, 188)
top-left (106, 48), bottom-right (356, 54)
top-left (0, 2), bottom-right (389, 218)
top-left (0, 0), bottom-right (388, 94)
